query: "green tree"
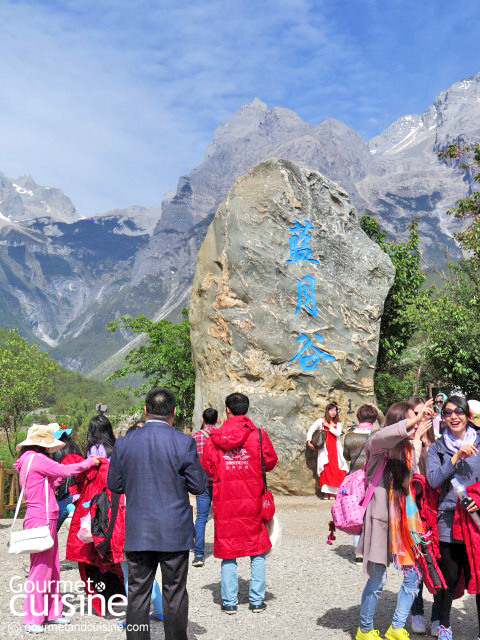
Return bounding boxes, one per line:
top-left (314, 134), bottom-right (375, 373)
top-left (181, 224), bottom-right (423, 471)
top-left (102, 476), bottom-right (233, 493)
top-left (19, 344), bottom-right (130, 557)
top-left (0, 330), bottom-right (58, 457)
top-left (360, 213), bottom-right (425, 370)
top-left (403, 143), bottom-right (480, 396)
top-left (374, 364), bottom-right (421, 409)
top-left (55, 396), bottom-right (91, 428)
top-left (413, 260), bottom-right (480, 396)
top-left (106, 309), bottom-right (194, 430)
top-left (439, 142), bottom-right (480, 259)
top-left (360, 144), bottom-right (480, 405)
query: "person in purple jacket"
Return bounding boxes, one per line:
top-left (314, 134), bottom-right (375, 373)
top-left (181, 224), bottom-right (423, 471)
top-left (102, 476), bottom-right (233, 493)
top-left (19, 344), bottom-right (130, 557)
top-left (85, 414), bottom-right (116, 460)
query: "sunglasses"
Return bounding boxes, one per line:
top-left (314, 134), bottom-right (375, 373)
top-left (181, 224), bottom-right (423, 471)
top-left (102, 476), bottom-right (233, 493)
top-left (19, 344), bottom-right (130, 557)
top-left (442, 407), bottom-right (467, 417)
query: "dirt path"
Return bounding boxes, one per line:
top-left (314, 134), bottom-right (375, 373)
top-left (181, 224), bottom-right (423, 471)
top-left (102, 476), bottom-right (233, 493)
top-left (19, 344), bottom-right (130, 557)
top-left (0, 497), bottom-right (476, 639)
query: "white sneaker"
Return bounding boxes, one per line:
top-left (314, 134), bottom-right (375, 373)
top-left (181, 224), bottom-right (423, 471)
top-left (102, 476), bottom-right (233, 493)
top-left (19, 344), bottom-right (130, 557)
top-left (430, 620), bottom-right (440, 637)
top-left (22, 625), bottom-right (44, 634)
top-left (46, 617), bottom-right (71, 625)
top-left (412, 615), bottom-right (427, 634)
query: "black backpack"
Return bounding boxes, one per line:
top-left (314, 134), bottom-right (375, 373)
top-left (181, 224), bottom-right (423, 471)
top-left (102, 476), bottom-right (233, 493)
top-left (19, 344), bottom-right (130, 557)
top-left (90, 488), bottom-right (121, 559)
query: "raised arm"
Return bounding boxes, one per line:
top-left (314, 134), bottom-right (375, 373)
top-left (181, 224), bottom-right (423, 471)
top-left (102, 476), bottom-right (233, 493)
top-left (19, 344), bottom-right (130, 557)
top-left (40, 455), bottom-right (98, 480)
top-left (369, 420), bottom-right (410, 456)
top-left (412, 440), bottom-right (423, 468)
top-left (370, 399), bottom-right (435, 457)
top-left (329, 422), bottom-right (343, 437)
top-left (376, 409), bottom-right (386, 428)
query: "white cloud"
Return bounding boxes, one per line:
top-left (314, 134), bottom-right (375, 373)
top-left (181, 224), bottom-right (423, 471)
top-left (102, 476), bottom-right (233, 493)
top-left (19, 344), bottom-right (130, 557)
top-left (0, 0), bottom-right (478, 213)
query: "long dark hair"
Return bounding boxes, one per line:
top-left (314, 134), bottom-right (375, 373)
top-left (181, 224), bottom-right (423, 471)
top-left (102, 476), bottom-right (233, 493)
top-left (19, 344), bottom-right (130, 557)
top-left (52, 433), bottom-right (82, 463)
top-left (383, 402), bottom-right (413, 500)
top-left (18, 445), bottom-right (48, 456)
top-left (324, 402), bottom-right (339, 424)
top-left (85, 415), bottom-right (116, 458)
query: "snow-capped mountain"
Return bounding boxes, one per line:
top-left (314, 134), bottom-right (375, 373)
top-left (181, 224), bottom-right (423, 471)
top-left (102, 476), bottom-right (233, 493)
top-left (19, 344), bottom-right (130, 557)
top-left (371, 75), bottom-right (480, 157)
top-left (0, 173), bottom-right (79, 224)
top-left (0, 72), bottom-right (479, 374)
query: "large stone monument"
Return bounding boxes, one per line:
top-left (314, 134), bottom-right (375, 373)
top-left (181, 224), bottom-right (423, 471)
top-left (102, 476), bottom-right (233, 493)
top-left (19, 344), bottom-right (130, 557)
top-left (189, 158), bottom-right (394, 494)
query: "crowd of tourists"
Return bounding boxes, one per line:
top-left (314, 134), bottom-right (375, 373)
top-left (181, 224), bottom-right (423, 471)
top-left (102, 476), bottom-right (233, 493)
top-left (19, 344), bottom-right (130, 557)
top-left (11, 389), bottom-right (277, 639)
top-left (307, 393), bottom-right (480, 640)
top-left (9, 386), bottom-right (480, 640)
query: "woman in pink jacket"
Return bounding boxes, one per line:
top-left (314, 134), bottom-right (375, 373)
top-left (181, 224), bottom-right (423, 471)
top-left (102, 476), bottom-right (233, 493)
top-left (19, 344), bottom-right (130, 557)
top-left (14, 424), bottom-right (100, 634)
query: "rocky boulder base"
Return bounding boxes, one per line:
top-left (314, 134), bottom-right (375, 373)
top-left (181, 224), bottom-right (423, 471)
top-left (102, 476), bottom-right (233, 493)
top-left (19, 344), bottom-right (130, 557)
top-left (189, 158), bottom-right (394, 494)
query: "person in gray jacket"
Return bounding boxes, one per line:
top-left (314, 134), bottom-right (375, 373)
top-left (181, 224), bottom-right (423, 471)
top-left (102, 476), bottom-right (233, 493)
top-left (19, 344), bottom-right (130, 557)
top-left (427, 394), bottom-right (480, 640)
top-left (355, 399), bottom-right (435, 640)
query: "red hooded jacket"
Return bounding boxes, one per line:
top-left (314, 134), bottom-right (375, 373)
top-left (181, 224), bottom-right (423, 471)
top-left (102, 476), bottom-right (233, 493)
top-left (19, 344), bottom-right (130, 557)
top-left (62, 453), bottom-right (86, 498)
top-left (453, 482), bottom-right (480, 595)
top-left (202, 415), bottom-right (278, 560)
top-left (415, 474), bottom-right (480, 597)
top-left (412, 473), bottom-right (441, 559)
top-left (66, 458), bottom-right (125, 571)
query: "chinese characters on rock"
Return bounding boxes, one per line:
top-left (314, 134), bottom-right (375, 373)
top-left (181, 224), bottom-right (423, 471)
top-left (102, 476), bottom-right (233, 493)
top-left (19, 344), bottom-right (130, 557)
top-left (286, 220), bottom-right (335, 373)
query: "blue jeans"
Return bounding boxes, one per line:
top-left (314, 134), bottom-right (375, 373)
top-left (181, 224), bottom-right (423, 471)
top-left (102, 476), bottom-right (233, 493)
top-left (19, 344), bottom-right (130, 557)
top-left (360, 562), bottom-right (419, 632)
top-left (56, 494), bottom-right (73, 532)
top-left (194, 486), bottom-right (212, 557)
top-left (221, 555), bottom-right (266, 607)
top-left (121, 560), bottom-right (163, 615)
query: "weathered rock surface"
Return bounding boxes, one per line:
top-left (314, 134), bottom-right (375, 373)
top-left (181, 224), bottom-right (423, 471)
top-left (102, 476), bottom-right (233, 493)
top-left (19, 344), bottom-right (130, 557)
top-left (190, 158), bottom-right (395, 494)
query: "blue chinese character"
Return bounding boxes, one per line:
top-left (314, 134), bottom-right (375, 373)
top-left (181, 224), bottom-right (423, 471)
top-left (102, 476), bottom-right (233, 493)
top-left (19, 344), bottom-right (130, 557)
top-left (295, 276), bottom-right (317, 318)
top-left (289, 333), bottom-right (335, 372)
top-left (286, 220), bottom-right (319, 264)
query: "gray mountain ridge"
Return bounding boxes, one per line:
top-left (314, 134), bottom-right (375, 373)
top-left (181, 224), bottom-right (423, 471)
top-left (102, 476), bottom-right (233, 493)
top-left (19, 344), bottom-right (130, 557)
top-left (0, 71), bottom-right (479, 374)
top-left (0, 172), bottom-right (79, 224)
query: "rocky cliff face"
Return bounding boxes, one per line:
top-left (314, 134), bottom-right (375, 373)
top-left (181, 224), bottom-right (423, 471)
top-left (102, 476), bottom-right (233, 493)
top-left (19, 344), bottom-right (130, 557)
top-left (0, 215), bottom-right (152, 365)
top-left (189, 159), bottom-right (394, 493)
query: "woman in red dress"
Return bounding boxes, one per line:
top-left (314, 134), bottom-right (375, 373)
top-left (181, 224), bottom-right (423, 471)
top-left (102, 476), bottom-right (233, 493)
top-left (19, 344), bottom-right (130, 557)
top-left (307, 403), bottom-right (348, 498)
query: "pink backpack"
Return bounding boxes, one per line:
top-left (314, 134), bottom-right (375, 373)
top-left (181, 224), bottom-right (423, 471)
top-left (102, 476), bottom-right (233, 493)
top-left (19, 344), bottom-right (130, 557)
top-left (332, 453), bottom-right (387, 535)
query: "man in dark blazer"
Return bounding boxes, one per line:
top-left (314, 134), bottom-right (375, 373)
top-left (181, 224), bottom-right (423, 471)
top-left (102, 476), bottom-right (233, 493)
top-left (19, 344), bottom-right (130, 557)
top-left (108, 387), bottom-right (208, 640)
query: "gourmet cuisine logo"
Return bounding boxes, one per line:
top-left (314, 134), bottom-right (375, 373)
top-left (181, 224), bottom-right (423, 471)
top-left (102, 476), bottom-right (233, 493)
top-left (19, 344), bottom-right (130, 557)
top-left (9, 576), bottom-right (127, 618)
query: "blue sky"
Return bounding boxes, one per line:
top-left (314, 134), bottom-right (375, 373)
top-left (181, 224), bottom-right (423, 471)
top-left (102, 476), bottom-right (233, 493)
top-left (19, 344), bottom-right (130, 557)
top-left (0, 0), bottom-right (479, 214)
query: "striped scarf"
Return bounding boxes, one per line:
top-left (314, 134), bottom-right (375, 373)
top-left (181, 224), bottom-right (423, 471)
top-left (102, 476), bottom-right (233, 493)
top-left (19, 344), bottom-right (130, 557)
top-left (388, 447), bottom-right (424, 569)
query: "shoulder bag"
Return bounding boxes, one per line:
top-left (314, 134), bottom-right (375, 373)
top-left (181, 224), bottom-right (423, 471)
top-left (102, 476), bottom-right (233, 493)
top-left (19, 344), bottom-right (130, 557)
top-left (258, 428), bottom-right (275, 522)
top-left (311, 427), bottom-right (325, 449)
top-left (331, 445), bottom-right (387, 535)
top-left (8, 454), bottom-right (54, 554)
